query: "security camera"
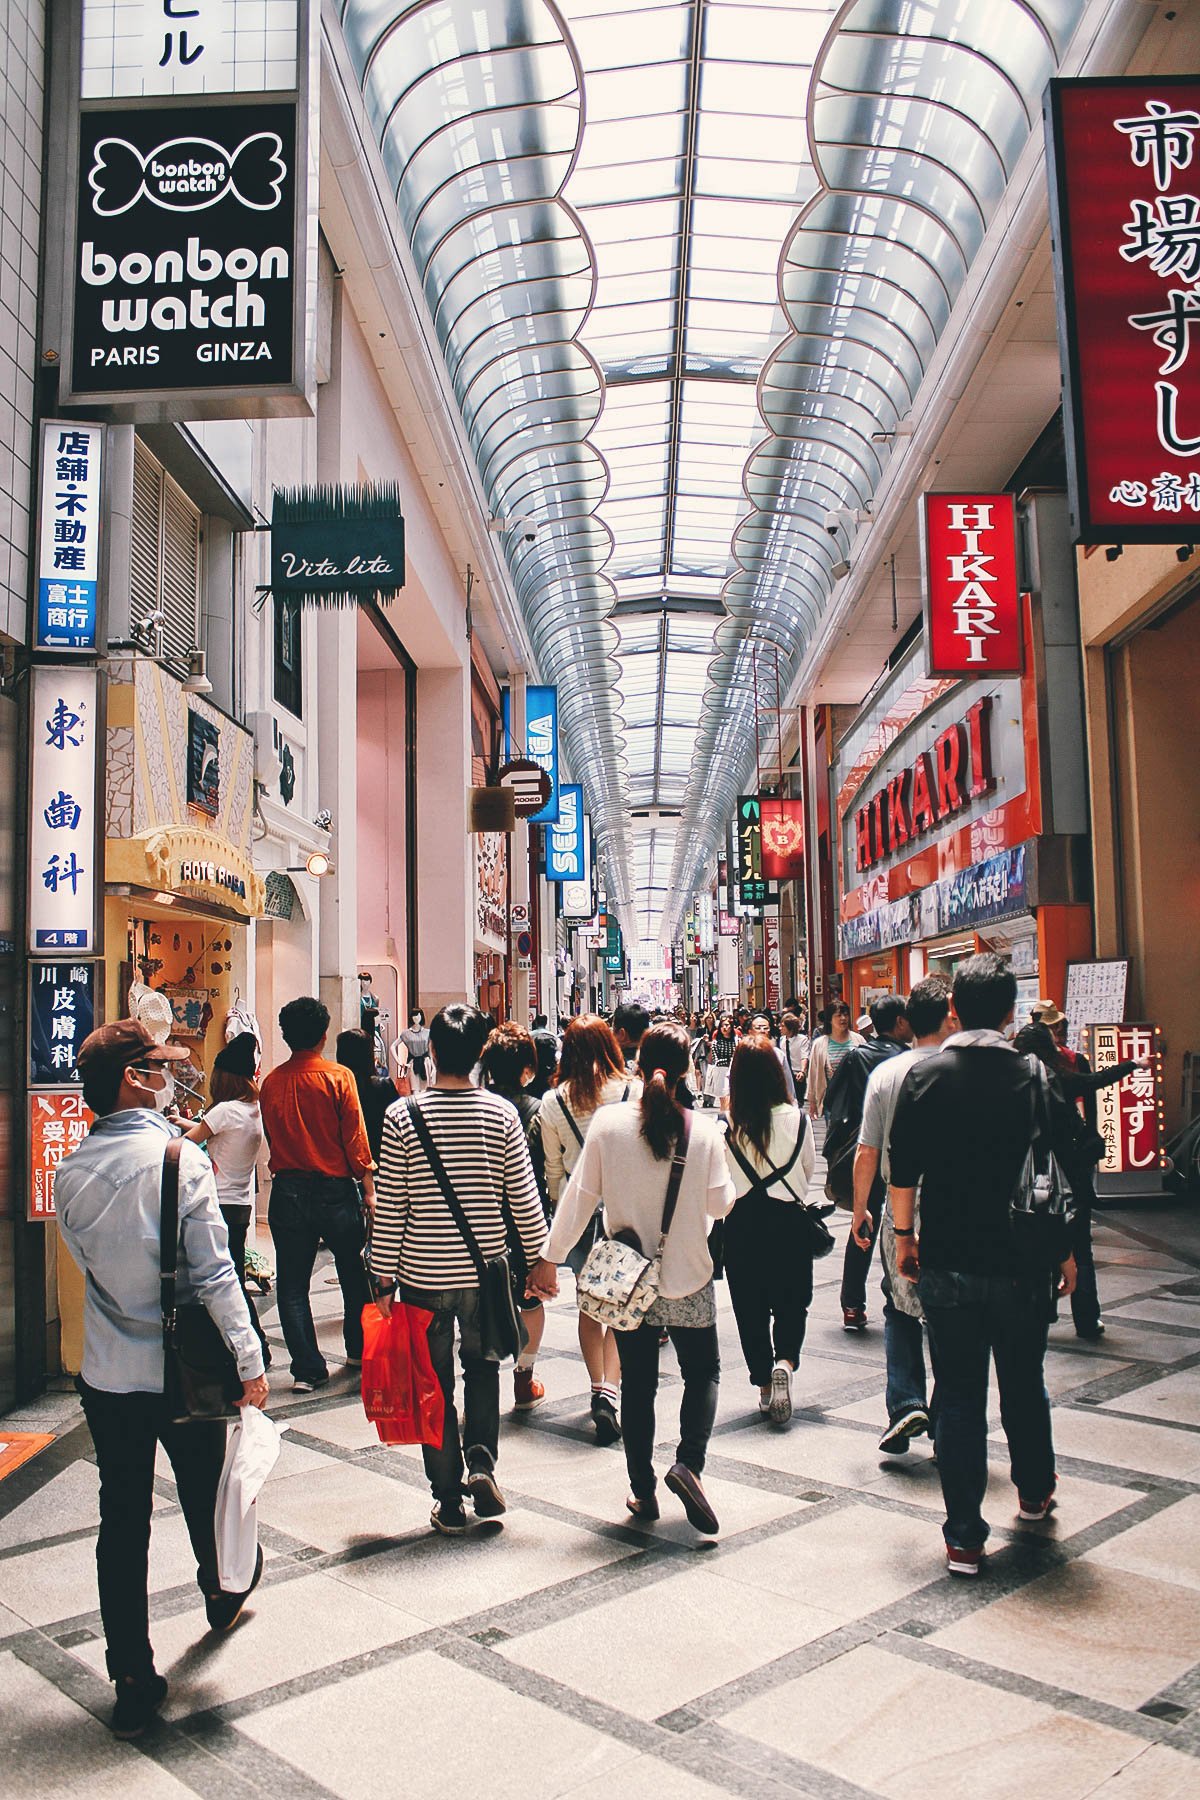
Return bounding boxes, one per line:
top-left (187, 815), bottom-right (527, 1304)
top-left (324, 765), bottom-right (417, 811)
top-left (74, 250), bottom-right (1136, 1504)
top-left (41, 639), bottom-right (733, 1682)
top-left (824, 511), bottom-right (848, 536)
top-left (487, 513), bottom-right (538, 543)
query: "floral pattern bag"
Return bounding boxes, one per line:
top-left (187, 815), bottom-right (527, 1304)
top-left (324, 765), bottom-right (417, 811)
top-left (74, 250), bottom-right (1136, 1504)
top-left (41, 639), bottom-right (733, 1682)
top-left (576, 1116), bottom-right (691, 1331)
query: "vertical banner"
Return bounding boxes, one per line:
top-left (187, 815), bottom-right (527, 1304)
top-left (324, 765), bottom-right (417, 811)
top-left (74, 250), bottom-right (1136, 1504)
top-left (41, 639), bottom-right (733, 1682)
top-left (758, 797), bottom-right (807, 881)
top-left (920, 494), bottom-right (1022, 675)
top-left (1047, 77), bottom-right (1200, 542)
top-left (36, 422), bottom-right (104, 652)
top-left (29, 1091), bottom-right (95, 1220)
top-left (547, 783), bottom-right (584, 881)
top-left (736, 795), bottom-right (775, 907)
top-left (29, 666), bottom-right (98, 952)
top-left (30, 962), bottom-right (96, 1086)
top-left (763, 915), bottom-right (782, 1012)
top-left (1086, 1023), bottom-right (1166, 1173)
top-left (504, 686), bottom-right (559, 824)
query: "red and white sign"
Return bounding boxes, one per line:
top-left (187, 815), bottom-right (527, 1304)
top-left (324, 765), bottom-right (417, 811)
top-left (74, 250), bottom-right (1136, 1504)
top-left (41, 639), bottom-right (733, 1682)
top-left (763, 915), bottom-right (782, 1013)
top-left (29, 1090), bottom-right (93, 1220)
top-left (759, 799), bottom-right (806, 881)
top-left (854, 695), bottom-right (995, 872)
top-left (921, 494), bottom-right (1022, 676)
top-left (1048, 78), bottom-right (1200, 542)
top-left (1086, 1022), bottom-right (1164, 1174)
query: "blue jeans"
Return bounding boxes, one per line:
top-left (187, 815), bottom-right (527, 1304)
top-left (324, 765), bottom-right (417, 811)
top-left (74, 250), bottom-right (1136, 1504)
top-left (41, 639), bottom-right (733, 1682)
top-left (400, 1286), bottom-right (500, 1505)
top-left (882, 1278), bottom-right (929, 1423)
top-left (268, 1174), bottom-right (371, 1382)
top-left (919, 1268), bottom-right (1055, 1550)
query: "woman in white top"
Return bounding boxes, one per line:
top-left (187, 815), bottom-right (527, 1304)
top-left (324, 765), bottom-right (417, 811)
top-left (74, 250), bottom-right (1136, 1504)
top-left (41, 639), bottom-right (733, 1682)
top-left (724, 1035), bottom-right (817, 1424)
top-left (806, 1003), bottom-right (864, 1116)
top-left (184, 1032), bottom-right (268, 1358)
top-left (536, 1014), bottom-right (639, 1443)
top-left (530, 1023), bottom-right (735, 1535)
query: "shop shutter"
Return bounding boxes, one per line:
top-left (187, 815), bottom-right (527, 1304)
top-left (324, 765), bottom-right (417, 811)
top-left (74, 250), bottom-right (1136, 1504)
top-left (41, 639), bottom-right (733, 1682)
top-left (130, 440), bottom-right (161, 620)
top-left (129, 439), bottom-right (202, 667)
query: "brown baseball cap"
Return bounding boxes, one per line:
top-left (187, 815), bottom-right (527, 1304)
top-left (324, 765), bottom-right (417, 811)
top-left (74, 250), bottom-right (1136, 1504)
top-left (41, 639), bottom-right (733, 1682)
top-left (77, 1019), bottom-right (191, 1083)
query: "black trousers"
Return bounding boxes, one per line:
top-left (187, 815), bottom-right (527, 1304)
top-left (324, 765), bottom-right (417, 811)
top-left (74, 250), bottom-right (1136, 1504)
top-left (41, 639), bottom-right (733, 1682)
top-left (615, 1320), bottom-right (720, 1500)
top-left (840, 1174), bottom-right (885, 1311)
top-left (220, 1203), bottom-right (269, 1358)
top-left (78, 1381), bottom-right (226, 1681)
top-left (399, 1286), bottom-right (500, 1505)
top-left (724, 1197), bottom-right (815, 1386)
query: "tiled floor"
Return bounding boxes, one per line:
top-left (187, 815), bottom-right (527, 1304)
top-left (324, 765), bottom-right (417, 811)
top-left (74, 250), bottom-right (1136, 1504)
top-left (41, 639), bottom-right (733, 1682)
top-left (3, 1190), bottom-right (1200, 1797)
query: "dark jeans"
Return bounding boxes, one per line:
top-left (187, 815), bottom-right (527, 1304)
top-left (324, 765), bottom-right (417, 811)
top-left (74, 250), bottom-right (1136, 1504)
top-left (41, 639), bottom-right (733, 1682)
top-left (882, 1275), bottom-right (929, 1422)
top-left (724, 1197), bottom-right (814, 1386)
top-left (78, 1380), bottom-right (225, 1681)
top-left (1069, 1190), bottom-right (1101, 1335)
top-left (220, 1204), bottom-right (269, 1359)
top-left (401, 1286), bottom-right (500, 1504)
top-left (615, 1320), bottom-right (720, 1500)
top-left (919, 1268), bottom-right (1055, 1549)
top-left (268, 1174), bottom-right (371, 1382)
top-left (840, 1175), bottom-right (884, 1310)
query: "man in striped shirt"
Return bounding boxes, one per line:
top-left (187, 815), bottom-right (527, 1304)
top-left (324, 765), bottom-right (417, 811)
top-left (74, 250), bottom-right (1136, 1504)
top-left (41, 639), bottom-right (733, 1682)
top-left (369, 1004), bottom-right (546, 1534)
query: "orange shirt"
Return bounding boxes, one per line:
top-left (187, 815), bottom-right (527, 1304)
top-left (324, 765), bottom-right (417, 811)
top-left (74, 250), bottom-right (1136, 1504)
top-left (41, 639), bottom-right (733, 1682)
top-left (259, 1050), bottom-right (373, 1179)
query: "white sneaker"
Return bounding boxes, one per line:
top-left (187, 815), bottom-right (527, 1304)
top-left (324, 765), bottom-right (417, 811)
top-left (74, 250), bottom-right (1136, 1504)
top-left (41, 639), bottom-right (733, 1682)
top-left (757, 1388), bottom-right (772, 1414)
top-left (768, 1362), bottom-right (793, 1424)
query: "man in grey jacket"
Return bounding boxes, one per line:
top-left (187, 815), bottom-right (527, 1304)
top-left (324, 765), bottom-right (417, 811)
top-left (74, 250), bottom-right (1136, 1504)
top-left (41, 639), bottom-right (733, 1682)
top-left (56, 1021), bottom-right (268, 1740)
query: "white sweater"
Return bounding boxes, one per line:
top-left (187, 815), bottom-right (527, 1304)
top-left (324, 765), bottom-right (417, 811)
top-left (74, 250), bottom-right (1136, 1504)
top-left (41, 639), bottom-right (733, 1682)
top-left (544, 1105), bottom-right (735, 1297)
top-left (725, 1104), bottom-right (816, 1202)
top-left (536, 1073), bottom-right (641, 1204)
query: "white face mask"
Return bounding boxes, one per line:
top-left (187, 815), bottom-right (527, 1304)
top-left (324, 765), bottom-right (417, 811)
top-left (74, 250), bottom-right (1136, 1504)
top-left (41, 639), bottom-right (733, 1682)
top-left (148, 1067), bottom-right (176, 1113)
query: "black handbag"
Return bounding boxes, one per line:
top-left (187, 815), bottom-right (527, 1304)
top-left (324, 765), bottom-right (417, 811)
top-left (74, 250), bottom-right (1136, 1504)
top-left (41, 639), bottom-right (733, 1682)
top-left (160, 1138), bottom-right (242, 1423)
top-left (727, 1124), bottom-right (835, 1259)
top-left (1010, 1059), bottom-right (1074, 1269)
top-left (406, 1100), bottom-right (527, 1363)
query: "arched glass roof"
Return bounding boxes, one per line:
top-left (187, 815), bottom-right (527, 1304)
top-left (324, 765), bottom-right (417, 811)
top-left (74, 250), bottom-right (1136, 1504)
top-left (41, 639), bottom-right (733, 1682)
top-left (340, 0), bottom-right (1087, 948)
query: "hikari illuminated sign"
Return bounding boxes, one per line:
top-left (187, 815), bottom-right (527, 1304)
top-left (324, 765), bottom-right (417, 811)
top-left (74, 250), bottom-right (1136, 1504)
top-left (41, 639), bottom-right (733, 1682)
top-left (920, 494), bottom-right (1022, 677)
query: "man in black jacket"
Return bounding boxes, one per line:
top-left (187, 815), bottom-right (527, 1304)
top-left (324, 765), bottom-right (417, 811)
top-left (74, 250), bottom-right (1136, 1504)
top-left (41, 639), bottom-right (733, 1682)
top-left (825, 993), bottom-right (911, 1330)
top-left (888, 955), bottom-right (1077, 1577)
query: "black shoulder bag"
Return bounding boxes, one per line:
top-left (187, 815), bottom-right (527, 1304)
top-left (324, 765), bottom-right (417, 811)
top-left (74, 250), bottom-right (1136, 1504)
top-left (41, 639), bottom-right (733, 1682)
top-left (405, 1099), bottom-right (527, 1363)
top-left (727, 1120), bottom-right (834, 1259)
top-left (161, 1138), bottom-right (242, 1422)
top-left (1009, 1058), bottom-right (1074, 1272)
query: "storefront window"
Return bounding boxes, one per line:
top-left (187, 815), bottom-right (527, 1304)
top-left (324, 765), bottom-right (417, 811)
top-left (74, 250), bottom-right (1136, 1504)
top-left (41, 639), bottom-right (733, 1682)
top-left (274, 592), bottom-right (303, 717)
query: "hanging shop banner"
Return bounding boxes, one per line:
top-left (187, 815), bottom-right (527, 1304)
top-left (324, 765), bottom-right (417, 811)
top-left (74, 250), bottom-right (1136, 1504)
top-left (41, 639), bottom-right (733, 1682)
top-left (1047, 77), bottom-right (1200, 543)
top-left (759, 798), bottom-right (806, 881)
top-left (29, 666), bottom-right (98, 953)
top-left (35, 422), bottom-right (104, 653)
top-left (920, 494), bottom-right (1022, 676)
top-left (1084, 1023), bottom-right (1165, 1174)
top-left (30, 962), bottom-right (96, 1087)
top-left (270, 487), bottom-right (405, 606)
top-left (547, 784), bottom-right (585, 882)
top-left (736, 795), bottom-right (776, 908)
top-left (684, 914), bottom-right (699, 963)
top-left (696, 893), bottom-right (715, 954)
top-left (29, 1091), bottom-right (94, 1221)
top-left (763, 914), bottom-right (782, 1013)
top-left (503, 687), bottom-right (559, 824)
top-left (498, 758), bottom-right (552, 820)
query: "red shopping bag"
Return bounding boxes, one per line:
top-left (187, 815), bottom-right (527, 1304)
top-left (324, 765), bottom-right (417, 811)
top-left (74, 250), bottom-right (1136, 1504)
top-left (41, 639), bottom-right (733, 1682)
top-left (360, 1303), bottom-right (445, 1446)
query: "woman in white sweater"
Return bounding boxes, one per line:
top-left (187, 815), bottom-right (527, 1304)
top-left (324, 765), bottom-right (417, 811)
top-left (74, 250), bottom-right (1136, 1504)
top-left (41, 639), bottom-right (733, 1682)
top-left (723, 1035), bottom-right (817, 1424)
top-left (536, 1015), bottom-right (640, 1443)
top-left (530, 1023), bottom-right (735, 1534)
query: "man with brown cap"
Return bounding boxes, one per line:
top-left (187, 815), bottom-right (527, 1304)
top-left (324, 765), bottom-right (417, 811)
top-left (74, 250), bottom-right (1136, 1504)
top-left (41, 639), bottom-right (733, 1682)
top-left (55, 1020), bottom-right (268, 1740)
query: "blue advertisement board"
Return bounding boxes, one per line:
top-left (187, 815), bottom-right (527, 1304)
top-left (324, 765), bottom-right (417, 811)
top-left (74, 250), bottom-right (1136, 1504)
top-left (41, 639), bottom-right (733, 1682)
top-left (547, 783), bottom-right (584, 881)
top-left (504, 685), bottom-right (559, 824)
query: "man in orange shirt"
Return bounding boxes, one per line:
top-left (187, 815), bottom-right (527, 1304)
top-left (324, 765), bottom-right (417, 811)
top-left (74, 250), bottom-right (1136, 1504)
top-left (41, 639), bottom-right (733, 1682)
top-left (260, 996), bottom-right (376, 1391)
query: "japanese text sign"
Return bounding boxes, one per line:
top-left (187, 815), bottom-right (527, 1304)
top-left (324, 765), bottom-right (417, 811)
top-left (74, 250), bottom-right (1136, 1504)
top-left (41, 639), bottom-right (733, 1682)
top-left (29, 666), bottom-right (98, 953)
top-left (921, 494), bottom-right (1022, 675)
top-left (82, 0), bottom-right (299, 100)
top-left (36, 423), bottom-right (104, 652)
top-left (30, 963), bottom-right (96, 1087)
top-left (763, 914), bottom-right (782, 1012)
top-left (1086, 1023), bottom-right (1165, 1174)
top-left (29, 1092), bottom-right (94, 1221)
top-left (547, 783), bottom-right (585, 882)
top-left (736, 795), bottom-right (775, 907)
top-left (1048, 78), bottom-right (1200, 541)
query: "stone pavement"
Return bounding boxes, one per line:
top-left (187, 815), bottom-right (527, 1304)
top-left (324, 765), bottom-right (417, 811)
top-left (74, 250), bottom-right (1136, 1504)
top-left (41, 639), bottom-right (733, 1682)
top-left (3, 1195), bottom-right (1200, 1799)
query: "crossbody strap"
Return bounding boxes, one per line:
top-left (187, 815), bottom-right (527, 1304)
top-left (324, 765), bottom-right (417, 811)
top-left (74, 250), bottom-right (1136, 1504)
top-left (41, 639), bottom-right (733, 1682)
top-left (557, 1092), bottom-right (585, 1147)
top-left (655, 1111), bottom-right (693, 1253)
top-left (159, 1137), bottom-right (183, 1331)
top-left (406, 1098), bottom-right (490, 1282)
top-left (727, 1126), bottom-right (805, 1204)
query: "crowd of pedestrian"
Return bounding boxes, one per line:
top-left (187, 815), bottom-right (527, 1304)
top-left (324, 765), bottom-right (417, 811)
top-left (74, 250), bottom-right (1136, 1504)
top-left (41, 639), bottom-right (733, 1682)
top-left (51, 954), bottom-right (1141, 1738)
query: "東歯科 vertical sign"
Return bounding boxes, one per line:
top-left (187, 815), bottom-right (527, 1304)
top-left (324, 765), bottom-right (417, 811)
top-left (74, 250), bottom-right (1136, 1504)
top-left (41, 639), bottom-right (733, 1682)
top-left (29, 666), bottom-right (98, 953)
top-left (1047, 77), bottom-right (1200, 542)
top-left (921, 494), bottom-right (1022, 676)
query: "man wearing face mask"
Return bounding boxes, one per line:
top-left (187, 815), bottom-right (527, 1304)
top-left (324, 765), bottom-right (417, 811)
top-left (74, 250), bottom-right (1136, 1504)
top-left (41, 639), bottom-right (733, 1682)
top-left (55, 1020), bottom-right (268, 1740)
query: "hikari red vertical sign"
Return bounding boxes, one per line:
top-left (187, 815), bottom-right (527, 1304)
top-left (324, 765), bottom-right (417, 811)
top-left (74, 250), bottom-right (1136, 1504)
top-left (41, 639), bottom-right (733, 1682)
top-left (1047, 78), bottom-right (1200, 542)
top-left (921, 494), bottom-right (1022, 677)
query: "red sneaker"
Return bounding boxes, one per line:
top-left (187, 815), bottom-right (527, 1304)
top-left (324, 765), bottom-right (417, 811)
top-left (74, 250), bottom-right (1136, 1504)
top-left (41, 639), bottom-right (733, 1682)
top-left (842, 1307), bottom-right (867, 1332)
top-left (1018, 1481), bottom-right (1057, 1522)
top-left (946, 1543), bottom-right (984, 1577)
top-left (513, 1367), bottom-right (544, 1410)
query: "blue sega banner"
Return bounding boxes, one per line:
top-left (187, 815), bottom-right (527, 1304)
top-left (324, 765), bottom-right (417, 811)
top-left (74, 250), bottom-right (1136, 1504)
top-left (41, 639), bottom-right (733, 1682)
top-left (504, 685), bottom-right (559, 824)
top-left (547, 783), bottom-right (584, 881)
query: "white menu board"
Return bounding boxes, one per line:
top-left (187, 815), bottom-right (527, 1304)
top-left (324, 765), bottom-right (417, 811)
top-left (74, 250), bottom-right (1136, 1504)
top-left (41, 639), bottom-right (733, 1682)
top-left (1064, 960), bottom-right (1128, 1051)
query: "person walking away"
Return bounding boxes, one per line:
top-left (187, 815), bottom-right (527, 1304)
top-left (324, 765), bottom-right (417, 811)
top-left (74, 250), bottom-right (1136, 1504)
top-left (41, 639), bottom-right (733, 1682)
top-left (56, 1022), bottom-right (268, 1738)
top-left (369, 1005), bottom-right (547, 1534)
top-left (887, 954), bottom-right (1078, 1577)
top-left (825, 994), bottom-right (912, 1330)
top-left (850, 978), bottom-right (955, 1454)
top-left (537, 1014), bottom-right (639, 1442)
top-left (529, 1023), bottom-right (735, 1533)
top-left (335, 1027), bottom-right (400, 1163)
top-left (612, 999), bottom-right (651, 1074)
top-left (529, 1028), bottom-right (559, 1099)
top-left (723, 1034), bottom-right (817, 1423)
top-left (480, 1021), bottom-right (550, 1408)
top-left (805, 1002), bottom-right (863, 1119)
top-left (183, 1032), bottom-right (269, 1362)
top-left (780, 1012), bottom-right (811, 1107)
top-left (259, 997), bottom-right (375, 1391)
top-left (395, 1007), bottom-right (432, 1093)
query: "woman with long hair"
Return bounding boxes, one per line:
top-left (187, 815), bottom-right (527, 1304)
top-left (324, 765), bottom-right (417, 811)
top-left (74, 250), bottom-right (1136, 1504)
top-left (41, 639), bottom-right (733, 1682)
top-left (183, 1033), bottom-right (268, 1357)
top-left (702, 1013), bottom-right (738, 1109)
top-left (723, 1035), bottom-right (817, 1423)
top-left (536, 1013), bottom-right (639, 1442)
top-left (336, 1027), bottom-right (399, 1163)
top-left (530, 1023), bottom-right (734, 1532)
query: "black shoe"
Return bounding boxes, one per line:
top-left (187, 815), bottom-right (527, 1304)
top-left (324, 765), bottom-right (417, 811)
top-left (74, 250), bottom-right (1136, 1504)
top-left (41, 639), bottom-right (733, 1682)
top-left (665, 1462), bottom-right (720, 1535)
top-left (291, 1372), bottom-right (329, 1393)
top-left (205, 1545), bottom-right (264, 1632)
top-left (466, 1462), bottom-right (507, 1518)
top-left (626, 1492), bottom-right (660, 1521)
top-left (430, 1499), bottom-right (469, 1535)
top-left (110, 1673), bottom-right (168, 1740)
top-left (1075, 1322), bottom-right (1106, 1341)
top-left (591, 1392), bottom-right (621, 1445)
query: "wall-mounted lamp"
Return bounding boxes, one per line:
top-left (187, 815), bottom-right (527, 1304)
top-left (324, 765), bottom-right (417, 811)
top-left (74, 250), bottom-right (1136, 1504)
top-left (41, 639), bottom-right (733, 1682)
top-left (182, 649), bottom-right (212, 695)
top-left (288, 851), bottom-right (333, 878)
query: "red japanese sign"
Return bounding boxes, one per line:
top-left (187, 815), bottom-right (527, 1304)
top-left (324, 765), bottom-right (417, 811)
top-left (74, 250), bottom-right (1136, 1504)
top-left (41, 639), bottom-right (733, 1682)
top-left (1048, 78), bottom-right (1200, 542)
top-left (921, 494), bottom-right (1022, 676)
top-left (763, 915), bottom-right (782, 1013)
top-left (1085, 1023), bottom-right (1164, 1174)
top-left (29, 1090), bottom-right (93, 1220)
top-left (759, 799), bottom-right (806, 881)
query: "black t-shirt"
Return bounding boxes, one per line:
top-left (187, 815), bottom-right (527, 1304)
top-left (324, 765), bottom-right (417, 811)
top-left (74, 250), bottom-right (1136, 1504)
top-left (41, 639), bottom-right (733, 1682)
top-left (888, 1043), bottom-right (1076, 1276)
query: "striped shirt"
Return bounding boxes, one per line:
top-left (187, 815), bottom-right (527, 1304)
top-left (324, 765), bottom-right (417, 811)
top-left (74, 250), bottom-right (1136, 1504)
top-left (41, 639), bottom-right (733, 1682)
top-left (369, 1087), bottom-right (546, 1290)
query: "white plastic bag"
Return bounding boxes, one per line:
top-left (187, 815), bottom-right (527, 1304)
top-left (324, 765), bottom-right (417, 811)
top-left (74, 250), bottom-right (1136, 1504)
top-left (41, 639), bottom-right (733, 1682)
top-left (214, 1407), bottom-right (283, 1594)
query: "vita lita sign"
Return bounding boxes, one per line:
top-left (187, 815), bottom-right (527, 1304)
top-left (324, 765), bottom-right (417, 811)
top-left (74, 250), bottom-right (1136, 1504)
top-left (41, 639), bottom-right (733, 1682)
top-left (920, 493), bottom-right (1022, 678)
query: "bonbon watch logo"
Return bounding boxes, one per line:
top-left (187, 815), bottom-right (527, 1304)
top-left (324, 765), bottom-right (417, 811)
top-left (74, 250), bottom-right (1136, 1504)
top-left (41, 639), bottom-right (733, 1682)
top-left (88, 133), bottom-right (286, 216)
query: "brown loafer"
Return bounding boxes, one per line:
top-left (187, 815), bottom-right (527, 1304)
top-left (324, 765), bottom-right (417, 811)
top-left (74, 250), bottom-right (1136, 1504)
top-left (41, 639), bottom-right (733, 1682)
top-left (626, 1492), bottom-right (660, 1521)
top-left (665, 1462), bottom-right (719, 1534)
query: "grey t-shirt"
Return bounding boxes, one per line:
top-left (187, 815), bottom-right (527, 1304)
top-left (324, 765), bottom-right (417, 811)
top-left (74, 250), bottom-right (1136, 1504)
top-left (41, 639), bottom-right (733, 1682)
top-left (858, 1043), bottom-right (941, 1182)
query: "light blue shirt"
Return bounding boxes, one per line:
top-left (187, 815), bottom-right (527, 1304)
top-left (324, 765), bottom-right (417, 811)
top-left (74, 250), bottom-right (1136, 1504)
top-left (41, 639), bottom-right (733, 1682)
top-left (56, 1109), bottom-right (264, 1395)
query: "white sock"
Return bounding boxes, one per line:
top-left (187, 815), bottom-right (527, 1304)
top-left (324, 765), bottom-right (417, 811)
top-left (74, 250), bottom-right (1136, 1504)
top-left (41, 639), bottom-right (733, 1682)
top-left (516, 1352), bottom-right (536, 1371)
